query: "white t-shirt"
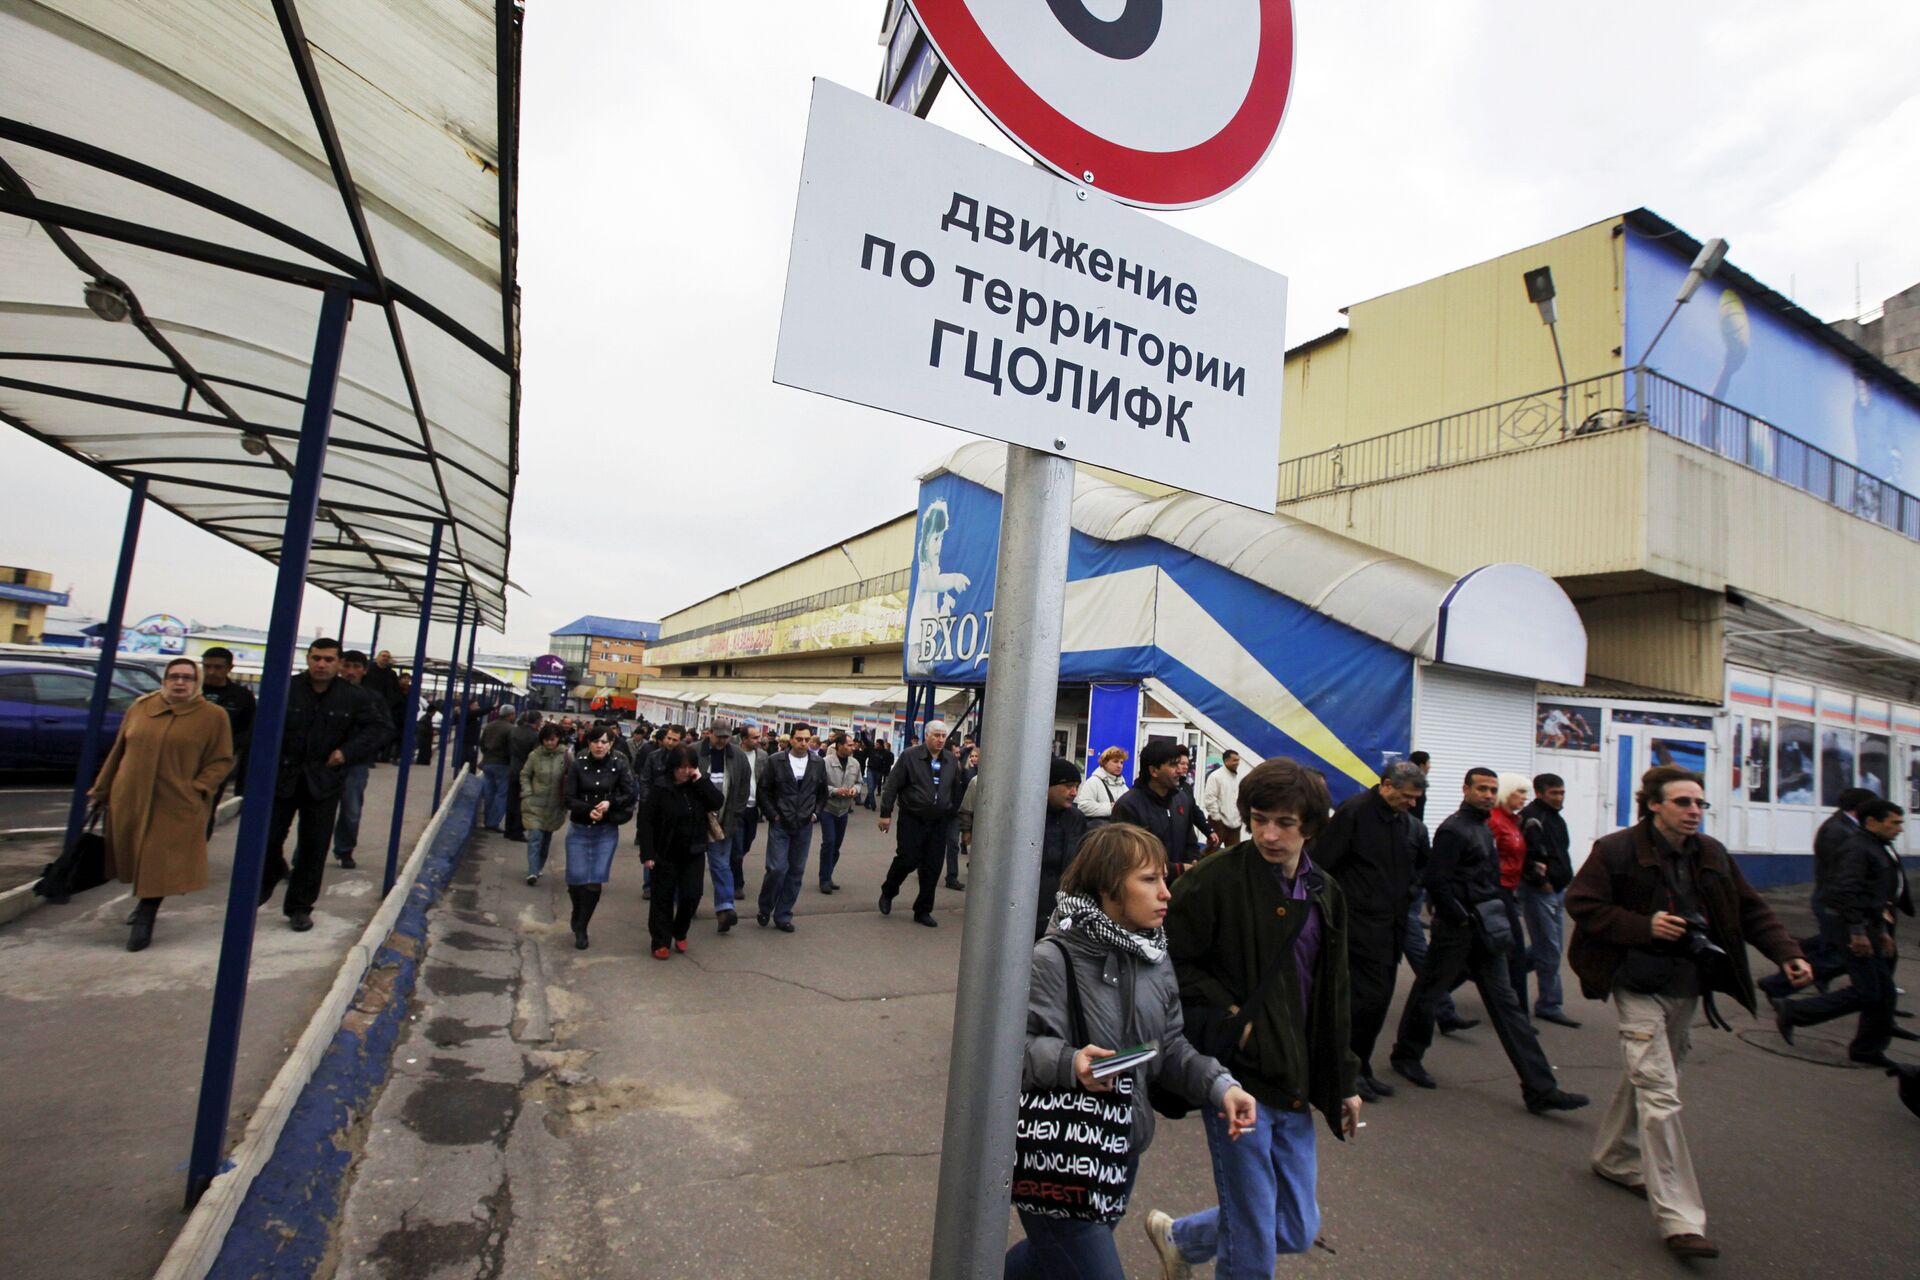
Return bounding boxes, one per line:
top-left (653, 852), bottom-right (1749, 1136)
top-left (788, 752), bottom-right (809, 780)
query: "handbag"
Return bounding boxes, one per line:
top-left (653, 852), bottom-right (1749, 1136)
top-left (705, 811), bottom-right (726, 844)
top-left (1470, 897), bottom-right (1515, 954)
top-left (35, 808), bottom-right (108, 903)
top-left (1011, 940), bottom-right (1136, 1224)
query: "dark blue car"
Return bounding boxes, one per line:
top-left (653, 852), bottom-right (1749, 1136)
top-left (0, 661), bottom-right (153, 773)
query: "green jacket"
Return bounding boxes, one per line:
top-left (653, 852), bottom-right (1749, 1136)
top-left (518, 744), bottom-right (571, 833)
top-left (1165, 842), bottom-right (1358, 1137)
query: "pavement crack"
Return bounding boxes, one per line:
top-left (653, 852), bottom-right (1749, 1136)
top-left (685, 1148), bottom-right (941, 1187)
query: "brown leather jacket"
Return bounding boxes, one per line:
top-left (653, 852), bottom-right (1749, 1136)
top-left (1566, 821), bottom-right (1802, 1016)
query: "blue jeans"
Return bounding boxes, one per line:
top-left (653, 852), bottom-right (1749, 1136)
top-left (864, 768), bottom-right (881, 808)
top-left (1518, 885), bottom-right (1567, 1016)
top-left (1172, 1107), bottom-right (1318, 1280)
top-left (756, 822), bottom-right (815, 926)
top-left (817, 810), bottom-right (849, 886)
top-left (331, 762), bottom-right (370, 856)
top-left (565, 822), bottom-right (619, 885)
top-left (1005, 1161), bottom-right (1137, 1280)
top-left (480, 762), bottom-right (510, 828)
top-left (525, 828), bottom-right (554, 879)
top-left (1404, 889), bottom-right (1458, 1023)
top-left (706, 834), bottom-right (737, 911)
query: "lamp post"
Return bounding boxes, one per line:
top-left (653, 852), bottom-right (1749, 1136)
top-left (1633, 237), bottom-right (1729, 414)
top-left (1524, 266), bottom-right (1571, 437)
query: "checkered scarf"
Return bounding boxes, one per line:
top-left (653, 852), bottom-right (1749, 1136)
top-left (1051, 891), bottom-right (1167, 965)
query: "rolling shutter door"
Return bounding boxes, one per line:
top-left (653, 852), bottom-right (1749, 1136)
top-left (1414, 663), bottom-right (1537, 837)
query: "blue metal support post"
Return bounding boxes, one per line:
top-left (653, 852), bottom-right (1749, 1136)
top-left (434, 585), bottom-right (467, 809)
top-left (185, 287), bottom-right (353, 1207)
top-left (63, 476), bottom-right (147, 853)
top-left (381, 524), bottom-right (441, 894)
top-left (337, 593), bottom-right (350, 643)
top-left (369, 613), bottom-right (381, 654)
top-left (454, 615), bottom-right (479, 775)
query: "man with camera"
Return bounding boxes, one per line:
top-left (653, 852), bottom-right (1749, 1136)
top-left (1567, 765), bottom-right (1811, 1261)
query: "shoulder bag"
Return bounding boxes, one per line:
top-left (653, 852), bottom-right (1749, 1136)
top-left (1011, 940), bottom-right (1136, 1224)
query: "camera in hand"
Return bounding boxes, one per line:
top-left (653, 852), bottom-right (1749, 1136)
top-left (1674, 911), bottom-right (1726, 959)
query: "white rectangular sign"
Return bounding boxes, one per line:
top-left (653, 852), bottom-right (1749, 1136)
top-left (774, 79), bottom-right (1287, 510)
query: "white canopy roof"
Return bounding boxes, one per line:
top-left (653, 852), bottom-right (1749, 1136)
top-left (930, 442), bottom-right (1585, 684)
top-left (0, 0), bottom-right (522, 626)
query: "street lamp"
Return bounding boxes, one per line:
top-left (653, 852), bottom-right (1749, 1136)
top-left (1636, 237), bottom-right (1728, 368)
top-left (83, 278), bottom-right (131, 323)
top-left (1524, 266), bottom-right (1571, 436)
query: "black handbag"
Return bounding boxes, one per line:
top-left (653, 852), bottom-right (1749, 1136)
top-left (35, 808), bottom-right (108, 903)
top-left (1470, 897), bottom-right (1515, 954)
top-left (1011, 940), bottom-right (1135, 1224)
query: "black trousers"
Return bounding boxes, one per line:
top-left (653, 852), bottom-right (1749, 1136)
top-left (504, 771), bottom-right (525, 839)
top-left (1786, 922), bottom-right (1897, 1053)
top-left (1347, 914), bottom-right (1402, 1076)
top-left (883, 812), bottom-right (951, 916)
top-left (732, 805), bottom-right (760, 899)
top-left (266, 782), bottom-right (342, 916)
top-left (648, 854), bottom-right (704, 949)
top-left (1392, 913), bottom-right (1558, 1100)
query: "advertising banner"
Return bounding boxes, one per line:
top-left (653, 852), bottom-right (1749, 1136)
top-left (117, 613), bottom-right (186, 655)
top-left (906, 471), bottom-right (1411, 797)
top-left (528, 654), bottom-right (569, 688)
top-left (776, 80), bottom-right (1287, 510)
top-left (648, 592), bottom-right (908, 668)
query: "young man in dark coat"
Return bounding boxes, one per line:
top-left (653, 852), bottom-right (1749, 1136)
top-left (1147, 758), bottom-right (1361, 1279)
top-left (1567, 764), bottom-right (1809, 1261)
top-left (1387, 767), bottom-right (1589, 1116)
top-left (1518, 772), bottom-right (1579, 1026)
top-left (261, 638), bottom-right (390, 931)
top-left (1112, 739), bottom-right (1205, 875)
top-left (1313, 759), bottom-right (1429, 1102)
top-left (755, 723), bottom-right (829, 932)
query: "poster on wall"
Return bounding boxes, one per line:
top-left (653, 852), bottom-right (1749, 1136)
top-left (1819, 729), bottom-right (1856, 807)
top-left (1730, 717), bottom-right (1744, 793)
top-left (1907, 742), bottom-right (1920, 812)
top-left (1777, 719), bottom-right (1816, 804)
top-left (1650, 738), bottom-right (1708, 776)
top-left (1856, 733), bottom-right (1890, 799)
top-left (1745, 719), bottom-right (1772, 803)
top-left (1536, 702), bottom-right (1600, 751)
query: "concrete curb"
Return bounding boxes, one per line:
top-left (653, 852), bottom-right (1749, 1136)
top-left (153, 773), bottom-right (474, 1280)
top-left (0, 795), bottom-right (243, 927)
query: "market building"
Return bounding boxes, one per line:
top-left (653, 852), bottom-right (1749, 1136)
top-left (637, 209), bottom-right (1920, 885)
top-left (0, 566), bottom-right (68, 645)
top-left (548, 615), bottom-right (661, 710)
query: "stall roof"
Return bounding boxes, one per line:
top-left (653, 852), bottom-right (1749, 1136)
top-left (929, 442), bottom-right (1586, 684)
top-left (0, 0), bottom-right (523, 627)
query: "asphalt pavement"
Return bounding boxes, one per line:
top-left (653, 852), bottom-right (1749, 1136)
top-left (324, 815), bottom-right (1919, 1280)
top-left (0, 781), bottom-right (81, 893)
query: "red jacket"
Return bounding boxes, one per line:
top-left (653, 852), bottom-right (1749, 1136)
top-left (1488, 807), bottom-right (1526, 891)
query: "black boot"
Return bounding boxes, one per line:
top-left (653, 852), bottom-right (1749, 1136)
top-left (567, 885), bottom-right (584, 938)
top-left (574, 885), bottom-right (601, 950)
top-left (128, 897), bottom-right (160, 952)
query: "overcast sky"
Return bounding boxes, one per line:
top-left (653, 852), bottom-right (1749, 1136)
top-left (6, 1), bottom-right (1918, 661)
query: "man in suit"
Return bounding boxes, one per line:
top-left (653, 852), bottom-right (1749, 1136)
top-left (755, 723), bottom-right (829, 933)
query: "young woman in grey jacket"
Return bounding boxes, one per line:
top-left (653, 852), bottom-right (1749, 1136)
top-left (1009, 824), bottom-right (1258, 1280)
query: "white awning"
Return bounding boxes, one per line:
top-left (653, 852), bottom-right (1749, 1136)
top-left (814, 686), bottom-right (893, 708)
top-left (1, 1), bottom-right (522, 626)
top-left (875, 685), bottom-right (910, 704)
top-left (763, 692), bottom-right (824, 711)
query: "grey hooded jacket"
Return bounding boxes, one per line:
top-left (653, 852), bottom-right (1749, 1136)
top-left (1023, 916), bottom-right (1236, 1158)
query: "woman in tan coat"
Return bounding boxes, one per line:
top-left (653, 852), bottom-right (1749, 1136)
top-left (89, 657), bottom-right (234, 951)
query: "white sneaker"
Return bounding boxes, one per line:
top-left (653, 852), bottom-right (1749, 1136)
top-left (525, 873), bottom-right (539, 886)
top-left (1144, 1210), bottom-right (1190, 1280)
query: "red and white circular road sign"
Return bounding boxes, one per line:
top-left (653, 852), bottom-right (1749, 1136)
top-left (906, 0), bottom-right (1295, 210)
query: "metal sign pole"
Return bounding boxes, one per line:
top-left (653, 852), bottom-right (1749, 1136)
top-left (185, 286), bottom-right (352, 1207)
top-left (928, 444), bottom-right (1073, 1278)
top-left (63, 475), bottom-right (146, 854)
top-left (434, 585), bottom-right (467, 809)
top-left (382, 522), bottom-right (442, 894)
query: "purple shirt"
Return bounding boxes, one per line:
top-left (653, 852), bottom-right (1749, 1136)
top-left (1267, 850), bottom-right (1322, 1008)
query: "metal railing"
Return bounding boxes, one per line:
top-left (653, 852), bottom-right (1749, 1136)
top-left (1275, 368), bottom-right (1920, 541)
top-left (652, 567), bottom-right (912, 648)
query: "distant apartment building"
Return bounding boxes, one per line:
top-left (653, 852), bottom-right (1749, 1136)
top-left (0, 566), bottom-right (68, 644)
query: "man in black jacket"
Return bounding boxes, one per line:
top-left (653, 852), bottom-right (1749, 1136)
top-left (261, 638), bottom-right (389, 931)
top-left (1776, 798), bottom-right (1909, 1065)
top-left (756, 723), bottom-right (830, 932)
top-left (866, 736), bottom-right (894, 811)
top-left (361, 649), bottom-right (403, 761)
top-left (1031, 758), bottom-right (1091, 939)
top-left (878, 718), bottom-right (961, 927)
top-left (1112, 739), bottom-right (1205, 873)
top-left (1388, 767), bottom-right (1589, 1114)
top-left (1314, 760), bottom-right (1429, 1101)
top-left (200, 646), bottom-right (255, 827)
top-left (1519, 772), bottom-right (1579, 1027)
top-left (504, 710), bottom-right (542, 841)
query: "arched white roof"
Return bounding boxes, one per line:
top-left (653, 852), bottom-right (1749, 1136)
top-left (926, 441), bottom-right (1585, 684)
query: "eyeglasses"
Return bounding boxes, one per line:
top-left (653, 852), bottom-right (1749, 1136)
top-left (164, 673), bottom-right (196, 681)
top-left (1666, 797), bottom-right (1712, 810)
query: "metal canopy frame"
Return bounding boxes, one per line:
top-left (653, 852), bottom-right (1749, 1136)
top-left (0, 0), bottom-right (524, 627)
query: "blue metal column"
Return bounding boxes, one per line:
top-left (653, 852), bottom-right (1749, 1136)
top-left (63, 476), bottom-right (147, 853)
top-left (454, 614), bottom-right (479, 774)
top-left (185, 287), bottom-right (353, 1207)
top-left (337, 593), bottom-right (350, 643)
top-left (369, 612), bottom-right (381, 654)
top-left (381, 524), bottom-right (442, 894)
top-left (434, 585), bottom-right (467, 809)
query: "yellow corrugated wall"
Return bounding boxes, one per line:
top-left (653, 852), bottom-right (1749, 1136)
top-left (659, 514), bottom-right (915, 636)
top-left (1281, 217), bottom-right (1627, 462)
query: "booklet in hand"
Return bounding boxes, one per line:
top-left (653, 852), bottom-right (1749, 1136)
top-left (1091, 1040), bottom-right (1160, 1080)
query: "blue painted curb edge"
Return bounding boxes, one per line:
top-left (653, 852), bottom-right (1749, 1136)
top-left (206, 781), bottom-right (482, 1278)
